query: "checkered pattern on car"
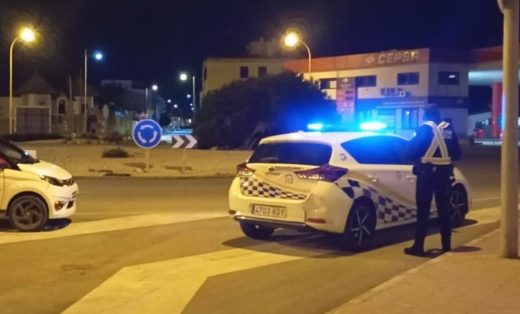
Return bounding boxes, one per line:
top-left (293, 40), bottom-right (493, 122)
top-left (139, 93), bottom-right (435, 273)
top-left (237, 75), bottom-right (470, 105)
top-left (239, 176), bottom-right (307, 200)
top-left (338, 179), bottom-right (416, 224)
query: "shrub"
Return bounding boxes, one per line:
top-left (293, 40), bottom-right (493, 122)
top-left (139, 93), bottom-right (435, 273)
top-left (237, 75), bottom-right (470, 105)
top-left (79, 133), bottom-right (100, 140)
top-left (102, 147), bottom-right (130, 158)
top-left (104, 131), bottom-right (124, 143)
top-left (1, 133), bottom-right (65, 142)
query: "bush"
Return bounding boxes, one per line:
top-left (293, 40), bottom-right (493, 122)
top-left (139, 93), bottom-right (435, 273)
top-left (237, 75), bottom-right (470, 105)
top-left (1, 133), bottom-right (65, 142)
top-left (102, 147), bottom-right (130, 158)
top-left (79, 133), bottom-right (100, 140)
top-left (104, 131), bottom-right (124, 143)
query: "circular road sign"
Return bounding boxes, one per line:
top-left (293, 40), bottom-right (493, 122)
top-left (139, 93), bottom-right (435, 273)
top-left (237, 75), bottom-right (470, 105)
top-left (132, 119), bottom-right (163, 149)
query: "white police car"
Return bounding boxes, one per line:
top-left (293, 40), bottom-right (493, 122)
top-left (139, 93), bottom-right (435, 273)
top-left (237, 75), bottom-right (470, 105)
top-left (0, 139), bottom-right (78, 231)
top-left (228, 132), bottom-right (470, 250)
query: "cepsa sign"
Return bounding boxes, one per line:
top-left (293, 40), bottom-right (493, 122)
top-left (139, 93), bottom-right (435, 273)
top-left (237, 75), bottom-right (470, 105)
top-left (365, 50), bottom-right (421, 66)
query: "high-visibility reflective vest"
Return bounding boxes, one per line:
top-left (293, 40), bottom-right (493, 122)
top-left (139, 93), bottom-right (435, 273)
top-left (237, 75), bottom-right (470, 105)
top-left (421, 121), bottom-right (452, 165)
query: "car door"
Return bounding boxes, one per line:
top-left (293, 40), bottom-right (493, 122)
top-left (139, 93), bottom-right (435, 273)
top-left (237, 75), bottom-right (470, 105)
top-left (343, 136), bottom-right (416, 225)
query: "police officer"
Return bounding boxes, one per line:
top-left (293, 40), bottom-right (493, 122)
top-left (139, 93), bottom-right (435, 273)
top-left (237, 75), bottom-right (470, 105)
top-left (404, 105), bottom-right (461, 257)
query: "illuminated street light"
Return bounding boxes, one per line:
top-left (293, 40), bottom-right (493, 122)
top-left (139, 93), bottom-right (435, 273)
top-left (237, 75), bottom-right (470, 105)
top-left (174, 104), bottom-right (178, 109)
top-left (282, 31), bottom-right (312, 80)
top-left (9, 26), bottom-right (37, 134)
top-left (179, 72), bottom-right (196, 115)
top-left (283, 32), bottom-right (300, 48)
top-left (94, 51), bottom-right (104, 61)
top-left (167, 99), bottom-right (172, 104)
top-left (152, 84), bottom-right (159, 91)
top-left (20, 28), bottom-right (36, 43)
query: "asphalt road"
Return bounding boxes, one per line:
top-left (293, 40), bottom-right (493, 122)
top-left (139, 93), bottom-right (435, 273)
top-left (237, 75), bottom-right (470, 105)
top-left (0, 145), bottom-right (509, 314)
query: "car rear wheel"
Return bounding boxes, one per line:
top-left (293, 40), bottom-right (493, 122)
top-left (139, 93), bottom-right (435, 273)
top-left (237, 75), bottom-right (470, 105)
top-left (340, 200), bottom-right (376, 251)
top-left (449, 185), bottom-right (468, 228)
top-left (8, 195), bottom-right (49, 232)
top-left (240, 221), bottom-right (274, 239)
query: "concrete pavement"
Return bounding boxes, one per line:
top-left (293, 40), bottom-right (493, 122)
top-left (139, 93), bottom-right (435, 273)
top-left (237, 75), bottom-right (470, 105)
top-left (329, 210), bottom-right (519, 314)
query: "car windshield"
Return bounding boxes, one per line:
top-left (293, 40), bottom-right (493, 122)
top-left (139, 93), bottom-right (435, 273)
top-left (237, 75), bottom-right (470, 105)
top-left (0, 140), bottom-right (39, 164)
top-left (249, 142), bottom-right (332, 166)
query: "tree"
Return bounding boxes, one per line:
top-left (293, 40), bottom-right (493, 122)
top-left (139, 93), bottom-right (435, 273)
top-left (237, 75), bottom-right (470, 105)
top-left (195, 72), bottom-right (338, 149)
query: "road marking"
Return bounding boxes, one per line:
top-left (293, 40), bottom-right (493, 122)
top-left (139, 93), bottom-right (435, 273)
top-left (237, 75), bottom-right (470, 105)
top-left (63, 248), bottom-right (304, 314)
top-left (0, 212), bottom-right (227, 245)
top-left (74, 212), bottom-right (150, 216)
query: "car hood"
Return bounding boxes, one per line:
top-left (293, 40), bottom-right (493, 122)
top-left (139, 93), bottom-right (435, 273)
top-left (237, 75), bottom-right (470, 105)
top-left (17, 161), bottom-right (73, 180)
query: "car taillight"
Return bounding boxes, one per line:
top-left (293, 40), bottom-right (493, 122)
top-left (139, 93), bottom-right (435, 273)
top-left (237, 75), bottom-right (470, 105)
top-left (295, 164), bottom-right (348, 182)
top-left (237, 162), bottom-right (255, 176)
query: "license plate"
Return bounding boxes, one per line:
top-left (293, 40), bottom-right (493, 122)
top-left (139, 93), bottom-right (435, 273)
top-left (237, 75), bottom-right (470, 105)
top-left (251, 205), bottom-right (287, 218)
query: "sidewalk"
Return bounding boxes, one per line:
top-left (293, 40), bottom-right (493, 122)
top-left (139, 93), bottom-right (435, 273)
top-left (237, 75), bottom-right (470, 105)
top-left (329, 221), bottom-right (520, 314)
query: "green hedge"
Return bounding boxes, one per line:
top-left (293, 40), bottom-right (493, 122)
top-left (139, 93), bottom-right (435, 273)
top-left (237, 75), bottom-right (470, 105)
top-left (1, 133), bottom-right (65, 142)
top-left (102, 147), bottom-right (131, 158)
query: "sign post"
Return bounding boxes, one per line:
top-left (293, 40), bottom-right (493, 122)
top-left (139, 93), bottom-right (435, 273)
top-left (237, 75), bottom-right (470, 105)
top-left (132, 119), bottom-right (162, 172)
top-left (172, 135), bottom-right (197, 173)
top-left (498, 0), bottom-right (519, 258)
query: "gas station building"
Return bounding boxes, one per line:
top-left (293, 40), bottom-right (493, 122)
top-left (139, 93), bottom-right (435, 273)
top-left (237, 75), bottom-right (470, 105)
top-left (284, 46), bottom-right (512, 138)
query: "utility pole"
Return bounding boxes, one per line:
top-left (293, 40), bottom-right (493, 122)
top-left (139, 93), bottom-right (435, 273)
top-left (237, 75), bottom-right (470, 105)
top-left (498, 0), bottom-right (519, 258)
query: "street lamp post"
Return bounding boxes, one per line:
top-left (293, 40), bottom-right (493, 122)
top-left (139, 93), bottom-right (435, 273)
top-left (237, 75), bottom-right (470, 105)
top-left (9, 27), bottom-right (36, 134)
top-left (180, 73), bottom-right (196, 115)
top-left (83, 50), bottom-right (103, 133)
top-left (283, 32), bottom-right (312, 80)
top-left (498, 0), bottom-right (519, 258)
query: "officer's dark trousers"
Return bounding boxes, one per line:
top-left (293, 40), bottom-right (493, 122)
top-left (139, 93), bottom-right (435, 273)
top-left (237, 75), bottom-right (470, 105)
top-left (414, 164), bottom-right (453, 248)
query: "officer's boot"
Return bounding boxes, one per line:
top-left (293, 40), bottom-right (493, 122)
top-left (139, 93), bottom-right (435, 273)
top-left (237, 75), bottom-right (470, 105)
top-left (404, 237), bottom-right (426, 257)
top-left (441, 234), bottom-right (451, 253)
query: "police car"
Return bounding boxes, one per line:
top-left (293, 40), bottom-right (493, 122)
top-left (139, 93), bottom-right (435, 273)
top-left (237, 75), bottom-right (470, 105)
top-left (228, 132), bottom-right (470, 250)
top-left (0, 139), bottom-right (78, 231)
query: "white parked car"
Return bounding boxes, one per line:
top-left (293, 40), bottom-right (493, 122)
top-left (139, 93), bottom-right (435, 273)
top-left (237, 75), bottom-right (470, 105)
top-left (0, 139), bottom-right (78, 231)
top-left (228, 132), bottom-right (470, 250)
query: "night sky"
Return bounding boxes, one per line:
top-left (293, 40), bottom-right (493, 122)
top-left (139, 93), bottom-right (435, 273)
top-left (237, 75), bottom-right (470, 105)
top-left (0, 0), bottom-right (505, 98)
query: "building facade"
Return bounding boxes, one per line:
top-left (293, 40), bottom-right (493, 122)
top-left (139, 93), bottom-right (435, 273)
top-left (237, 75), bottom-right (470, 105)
top-left (284, 48), bottom-right (470, 138)
top-left (201, 58), bottom-right (285, 97)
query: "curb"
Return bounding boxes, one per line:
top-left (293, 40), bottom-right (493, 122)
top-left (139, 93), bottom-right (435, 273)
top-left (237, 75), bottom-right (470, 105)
top-left (73, 174), bottom-right (236, 180)
top-left (326, 217), bottom-right (501, 314)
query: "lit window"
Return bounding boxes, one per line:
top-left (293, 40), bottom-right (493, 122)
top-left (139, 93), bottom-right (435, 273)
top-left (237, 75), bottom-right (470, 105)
top-left (402, 108), bottom-right (419, 130)
top-left (438, 71), bottom-right (459, 85)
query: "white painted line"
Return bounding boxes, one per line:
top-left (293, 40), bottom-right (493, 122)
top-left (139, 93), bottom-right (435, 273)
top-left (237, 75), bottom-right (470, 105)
top-left (74, 212), bottom-right (149, 216)
top-left (0, 212), bottom-right (227, 245)
top-left (63, 248), bottom-right (304, 314)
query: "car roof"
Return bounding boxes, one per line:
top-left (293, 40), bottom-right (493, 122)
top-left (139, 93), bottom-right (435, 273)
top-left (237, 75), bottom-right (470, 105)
top-left (259, 132), bottom-right (408, 145)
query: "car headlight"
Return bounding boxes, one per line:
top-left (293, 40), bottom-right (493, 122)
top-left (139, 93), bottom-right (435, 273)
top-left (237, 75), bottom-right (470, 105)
top-left (40, 175), bottom-right (65, 187)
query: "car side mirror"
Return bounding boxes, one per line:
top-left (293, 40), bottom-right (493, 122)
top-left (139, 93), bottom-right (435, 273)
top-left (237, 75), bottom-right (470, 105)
top-left (0, 158), bottom-right (9, 170)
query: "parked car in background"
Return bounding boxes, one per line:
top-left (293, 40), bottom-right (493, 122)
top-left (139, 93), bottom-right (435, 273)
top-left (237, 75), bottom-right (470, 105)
top-left (0, 139), bottom-right (78, 231)
top-left (228, 132), bottom-right (470, 250)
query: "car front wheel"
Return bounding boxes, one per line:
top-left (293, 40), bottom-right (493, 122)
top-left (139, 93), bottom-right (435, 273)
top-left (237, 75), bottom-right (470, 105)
top-left (240, 221), bottom-right (274, 239)
top-left (8, 195), bottom-right (49, 232)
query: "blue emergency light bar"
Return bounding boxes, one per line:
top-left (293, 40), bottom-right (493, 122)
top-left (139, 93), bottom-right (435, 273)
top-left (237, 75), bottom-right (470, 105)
top-left (307, 123), bottom-right (324, 131)
top-left (360, 121), bottom-right (387, 131)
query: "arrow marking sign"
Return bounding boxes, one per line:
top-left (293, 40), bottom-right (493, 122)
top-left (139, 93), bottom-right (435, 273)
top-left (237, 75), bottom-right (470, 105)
top-left (63, 248), bottom-right (305, 313)
top-left (172, 135), bottom-right (197, 149)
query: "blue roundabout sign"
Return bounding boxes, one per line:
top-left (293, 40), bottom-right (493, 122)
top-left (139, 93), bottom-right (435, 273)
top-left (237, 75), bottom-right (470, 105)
top-left (132, 119), bottom-right (163, 149)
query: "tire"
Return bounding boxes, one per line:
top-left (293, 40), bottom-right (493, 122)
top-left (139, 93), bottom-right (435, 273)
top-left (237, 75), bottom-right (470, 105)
top-left (449, 185), bottom-right (468, 228)
top-left (340, 200), bottom-right (376, 251)
top-left (240, 221), bottom-right (274, 240)
top-left (8, 195), bottom-right (49, 232)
